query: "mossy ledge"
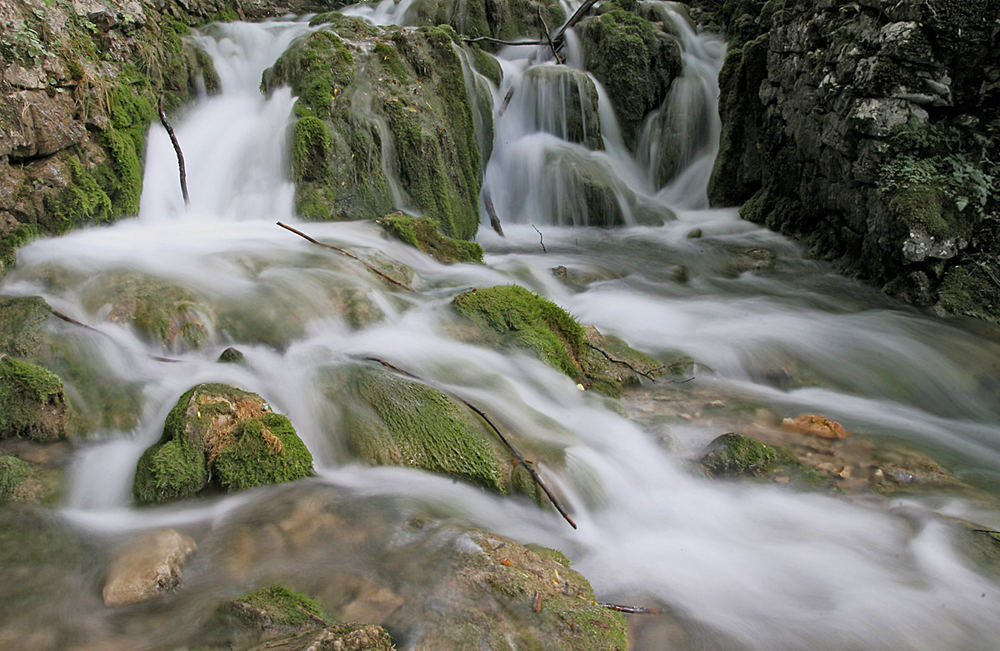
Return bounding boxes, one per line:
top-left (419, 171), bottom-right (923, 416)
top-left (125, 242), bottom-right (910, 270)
top-left (377, 213), bottom-right (484, 264)
top-left (133, 384), bottom-right (313, 504)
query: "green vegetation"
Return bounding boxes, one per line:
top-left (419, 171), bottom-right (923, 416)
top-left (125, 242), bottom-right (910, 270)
top-left (378, 213), bottom-right (484, 264)
top-left (229, 585), bottom-right (330, 629)
top-left (0, 358), bottom-right (66, 441)
top-left (452, 285), bottom-right (585, 377)
top-left (213, 414), bottom-right (314, 491)
top-left (0, 456), bottom-right (32, 502)
top-left (0, 296), bottom-right (50, 358)
top-left (701, 433), bottom-right (777, 477)
top-left (44, 158), bottom-right (113, 233)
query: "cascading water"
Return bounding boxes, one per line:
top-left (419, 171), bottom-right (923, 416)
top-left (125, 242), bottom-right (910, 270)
top-left (2, 6), bottom-right (1000, 650)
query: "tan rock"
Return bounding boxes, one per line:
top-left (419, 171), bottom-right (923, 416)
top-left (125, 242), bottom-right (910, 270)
top-left (102, 529), bottom-right (196, 606)
top-left (781, 414), bottom-right (850, 439)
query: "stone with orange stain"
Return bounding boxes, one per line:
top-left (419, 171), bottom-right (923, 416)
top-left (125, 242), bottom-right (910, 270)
top-left (781, 414), bottom-right (850, 439)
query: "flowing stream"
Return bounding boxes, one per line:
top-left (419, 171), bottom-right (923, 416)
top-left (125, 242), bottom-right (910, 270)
top-left (2, 7), bottom-right (1000, 650)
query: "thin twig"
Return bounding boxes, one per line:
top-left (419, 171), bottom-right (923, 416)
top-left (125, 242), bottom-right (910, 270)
top-left (484, 193), bottom-right (504, 237)
top-left (49, 309), bottom-right (182, 363)
top-left (598, 602), bottom-right (666, 615)
top-left (536, 7), bottom-right (563, 64)
top-left (499, 87), bottom-right (515, 116)
top-left (584, 342), bottom-right (659, 382)
top-left (363, 356), bottom-right (578, 529)
top-left (531, 224), bottom-right (547, 253)
top-left (276, 221), bottom-right (415, 292)
top-left (158, 94), bottom-right (189, 207)
top-left (463, 36), bottom-right (548, 47)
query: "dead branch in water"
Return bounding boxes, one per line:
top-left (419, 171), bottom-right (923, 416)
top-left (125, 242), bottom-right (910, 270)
top-left (499, 87), bottom-right (515, 116)
top-left (584, 342), bottom-right (659, 383)
top-left (537, 8), bottom-right (563, 64)
top-left (158, 94), bottom-right (190, 207)
top-left (463, 36), bottom-right (548, 47)
top-left (276, 221), bottom-right (415, 292)
top-left (531, 224), bottom-right (547, 253)
top-left (484, 193), bottom-right (505, 237)
top-left (552, 0), bottom-right (601, 51)
top-left (49, 309), bottom-right (182, 363)
top-left (363, 356), bottom-right (578, 530)
top-left (598, 602), bottom-right (666, 615)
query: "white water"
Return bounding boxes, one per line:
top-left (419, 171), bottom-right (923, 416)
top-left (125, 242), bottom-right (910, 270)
top-left (2, 11), bottom-right (999, 650)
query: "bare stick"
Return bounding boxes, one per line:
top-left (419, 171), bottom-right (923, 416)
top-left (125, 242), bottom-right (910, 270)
top-left (276, 221), bottom-right (415, 292)
top-left (531, 224), bottom-right (547, 253)
top-left (364, 356), bottom-right (578, 529)
top-left (463, 36), bottom-right (547, 46)
top-left (49, 309), bottom-right (182, 363)
top-left (584, 342), bottom-right (659, 382)
top-left (598, 603), bottom-right (666, 615)
top-left (552, 0), bottom-right (601, 50)
top-left (484, 193), bottom-right (505, 237)
top-left (158, 94), bottom-right (190, 207)
top-left (537, 7), bottom-right (563, 64)
top-left (499, 87), bottom-right (515, 116)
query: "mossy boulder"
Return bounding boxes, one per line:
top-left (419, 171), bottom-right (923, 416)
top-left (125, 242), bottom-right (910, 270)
top-left (699, 433), bottom-right (831, 488)
top-left (133, 384), bottom-right (313, 504)
top-left (0, 358), bottom-right (67, 441)
top-left (264, 19), bottom-right (485, 239)
top-left (81, 271), bottom-right (215, 351)
top-left (320, 363), bottom-right (563, 502)
top-left (578, 9), bottom-right (683, 147)
top-left (377, 213), bottom-right (484, 264)
top-left (452, 285), bottom-right (682, 396)
top-left (229, 585), bottom-right (331, 632)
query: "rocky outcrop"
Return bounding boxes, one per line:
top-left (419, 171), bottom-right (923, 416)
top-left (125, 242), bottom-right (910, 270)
top-left (102, 528), bottom-right (197, 606)
top-left (694, 0), bottom-right (1000, 321)
top-left (263, 16), bottom-right (488, 239)
top-left (133, 384), bottom-right (313, 504)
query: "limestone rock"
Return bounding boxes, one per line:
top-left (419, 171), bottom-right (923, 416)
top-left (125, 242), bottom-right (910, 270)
top-left (102, 529), bottom-right (196, 607)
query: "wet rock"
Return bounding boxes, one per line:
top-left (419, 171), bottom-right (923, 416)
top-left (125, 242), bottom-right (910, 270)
top-left (102, 529), bottom-right (196, 607)
top-left (81, 272), bottom-right (215, 352)
top-left (581, 325), bottom-right (690, 397)
top-left (781, 414), bottom-right (850, 440)
top-left (403, 0), bottom-right (564, 42)
top-left (264, 18), bottom-right (485, 239)
top-left (247, 623), bottom-right (394, 651)
top-left (227, 585), bottom-right (331, 634)
top-left (377, 213), bottom-right (484, 264)
top-left (133, 384), bottom-right (313, 504)
top-left (520, 65), bottom-right (603, 149)
top-left (0, 447), bottom-right (61, 505)
top-left (0, 357), bottom-right (67, 441)
top-left (217, 347), bottom-right (245, 364)
top-left (0, 295), bottom-right (51, 358)
top-left (319, 363), bottom-right (563, 502)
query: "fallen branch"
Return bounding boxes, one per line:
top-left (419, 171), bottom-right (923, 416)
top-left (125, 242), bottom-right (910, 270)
top-left (537, 7), bottom-right (563, 64)
top-left (463, 36), bottom-right (548, 47)
top-left (158, 94), bottom-right (190, 207)
top-left (49, 309), bottom-right (182, 363)
top-left (598, 602), bottom-right (666, 615)
top-left (499, 87), bottom-right (515, 116)
top-left (364, 356), bottom-right (578, 529)
top-left (276, 221), bottom-right (415, 292)
top-left (531, 224), bottom-right (547, 253)
top-left (552, 0), bottom-right (601, 50)
top-left (484, 193), bottom-right (505, 237)
top-left (584, 342), bottom-right (659, 382)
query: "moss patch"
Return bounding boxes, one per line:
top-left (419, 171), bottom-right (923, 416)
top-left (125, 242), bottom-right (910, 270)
top-left (452, 285), bottom-right (585, 378)
top-left (377, 213), bottom-right (484, 264)
top-left (0, 456), bottom-right (31, 502)
top-left (0, 296), bottom-right (51, 359)
top-left (0, 358), bottom-right (67, 441)
top-left (43, 158), bottom-right (113, 234)
top-left (133, 384), bottom-right (313, 504)
top-left (229, 584), bottom-right (331, 631)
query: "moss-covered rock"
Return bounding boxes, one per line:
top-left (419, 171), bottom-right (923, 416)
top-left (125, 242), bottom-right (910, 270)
top-left (0, 455), bottom-right (31, 502)
top-left (520, 65), bottom-right (603, 150)
top-left (578, 9), bottom-right (682, 147)
top-left (0, 296), bottom-right (51, 359)
top-left (133, 384), bottom-right (313, 504)
top-left (321, 363), bottom-right (563, 502)
top-left (81, 271), bottom-right (215, 351)
top-left (377, 213), bottom-right (484, 264)
top-left (699, 432), bottom-right (831, 488)
top-left (264, 20), bottom-right (486, 239)
top-left (229, 585), bottom-right (331, 632)
top-left (0, 358), bottom-right (67, 441)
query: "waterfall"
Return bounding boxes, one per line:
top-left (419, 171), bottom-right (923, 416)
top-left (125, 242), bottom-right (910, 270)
top-left (1, 9), bottom-right (999, 650)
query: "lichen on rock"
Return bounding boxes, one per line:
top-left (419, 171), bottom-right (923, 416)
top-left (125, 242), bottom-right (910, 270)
top-left (132, 384), bottom-right (313, 504)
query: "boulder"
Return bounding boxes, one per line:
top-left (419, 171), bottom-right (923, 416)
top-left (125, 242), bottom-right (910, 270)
top-left (133, 384), bottom-right (313, 504)
top-left (0, 357), bottom-right (67, 441)
top-left (102, 528), bottom-right (197, 606)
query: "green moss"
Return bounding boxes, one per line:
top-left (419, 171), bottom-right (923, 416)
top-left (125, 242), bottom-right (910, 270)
top-left (0, 223), bottom-right (40, 274)
top-left (374, 42), bottom-right (408, 81)
top-left (701, 433), bottom-right (778, 477)
top-left (378, 213), bottom-right (484, 264)
top-left (348, 367), bottom-right (507, 492)
top-left (230, 585), bottom-right (330, 629)
top-left (0, 358), bottom-right (66, 441)
top-left (43, 158), bottom-right (113, 233)
top-left (212, 413), bottom-right (314, 491)
top-left (0, 295), bottom-right (50, 359)
top-left (469, 45), bottom-right (502, 86)
top-left (218, 347), bottom-right (245, 364)
top-left (266, 31), bottom-right (354, 119)
top-left (937, 264), bottom-right (1000, 322)
top-left (132, 436), bottom-right (208, 503)
top-left (452, 285), bottom-right (585, 377)
top-left (579, 9), bottom-right (682, 146)
top-left (0, 456), bottom-right (31, 502)
top-left (292, 115), bottom-right (332, 182)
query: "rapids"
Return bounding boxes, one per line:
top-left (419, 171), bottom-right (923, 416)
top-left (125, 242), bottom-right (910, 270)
top-left (1, 7), bottom-right (999, 650)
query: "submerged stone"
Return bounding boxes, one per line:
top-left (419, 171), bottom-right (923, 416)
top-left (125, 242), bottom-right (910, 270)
top-left (228, 584), bottom-right (331, 633)
top-left (102, 528), bottom-right (197, 607)
top-left (133, 384), bottom-right (313, 504)
top-left (377, 213), bottom-right (484, 264)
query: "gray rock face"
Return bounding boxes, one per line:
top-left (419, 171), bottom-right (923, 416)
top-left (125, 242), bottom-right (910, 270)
top-left (697, 0), bottom-right (999, 321)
